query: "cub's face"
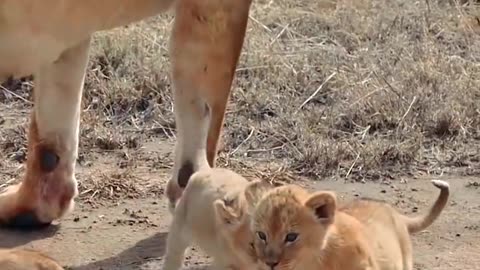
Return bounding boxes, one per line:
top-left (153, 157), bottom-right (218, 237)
top-left (250, 185), bottom-right (337, 270)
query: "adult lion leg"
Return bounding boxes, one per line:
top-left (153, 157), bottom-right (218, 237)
top-left (0, 38), bottom-right (91, 229)
top-left (166, 0), bottom-right (253, 203)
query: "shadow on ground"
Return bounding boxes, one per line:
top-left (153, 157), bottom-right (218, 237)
top-left (68, 232), bottom-right (169, 270)
top-left (0, 224), bottom-right (60, 248)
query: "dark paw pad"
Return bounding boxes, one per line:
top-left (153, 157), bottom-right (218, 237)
top-left (177, 161), bottom-right (194, 188)
top-left (1, 211), bottom-right (52, 231)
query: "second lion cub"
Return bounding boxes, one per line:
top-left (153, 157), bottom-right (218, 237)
top-left (0, 248), bottom-right (64, 270)
top-left (251, 180), bottom-right (450, 270)
top-left (162, 168), bottom-right (272, 270)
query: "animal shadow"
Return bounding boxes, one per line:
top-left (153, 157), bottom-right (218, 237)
top-left (0, 224), bottom-right (60, 248)
top-left (69, 232), bottom-right (170, 270)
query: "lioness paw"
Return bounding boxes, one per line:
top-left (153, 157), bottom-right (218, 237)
top-left (0, 184), bottom-right (51, 230)
top-left (0, 170), bottom-right (77, 230)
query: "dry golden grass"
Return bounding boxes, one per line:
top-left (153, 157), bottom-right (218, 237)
top-left (0, 0), bottom-right (479, 195)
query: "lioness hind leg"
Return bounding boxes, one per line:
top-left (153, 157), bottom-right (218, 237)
top-left (166, 0), bottom-right (253, 202)
top-left (0, 38), bottom-right (91, 229)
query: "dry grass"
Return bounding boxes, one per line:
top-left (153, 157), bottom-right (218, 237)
top-left (227, 0), bottom-right (480, 181)
top-left (1, 0), bottom-right (479, 195)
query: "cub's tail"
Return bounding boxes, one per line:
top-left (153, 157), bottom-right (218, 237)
top-left (402, 180), bottom-right (450, 234)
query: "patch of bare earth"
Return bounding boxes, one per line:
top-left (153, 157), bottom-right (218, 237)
top-left (0, 0), bottom-right (479, 269)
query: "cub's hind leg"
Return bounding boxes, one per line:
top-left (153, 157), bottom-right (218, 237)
top-left (162, 205), bottom-right (192, 270)
top-left (162, 224), bottom-right (190, 270)
top-left (401, 238), bottom-right (413, 270)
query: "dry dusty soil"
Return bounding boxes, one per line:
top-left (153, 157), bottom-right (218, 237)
top-left (1, 0), bottom-right (480, 269)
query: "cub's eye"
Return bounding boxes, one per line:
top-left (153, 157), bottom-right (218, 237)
top-left (256, 231), bottom-right (267, 241)
top-left (284, 232), bottom-right (299, 243)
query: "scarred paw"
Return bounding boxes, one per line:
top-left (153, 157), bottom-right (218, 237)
top-left (0, 184), bottom-right (48, 230)
top-left (0, 159), bottom-right (78, 231)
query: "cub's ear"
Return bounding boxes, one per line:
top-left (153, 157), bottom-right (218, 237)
top-left (244, 179), bottom-right (273, 205)
top-left (304, 191), bottom-right (337, 224)
top-left (214, 199), bottom-right (243, 227)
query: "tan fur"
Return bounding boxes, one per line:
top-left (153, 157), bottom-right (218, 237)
top-left (0, 0), bottom-right (253, 227)
top-left (0, 249), bottom-right (63, 270)
top-left (251, 180), bottom-right (450, 270)
top-left (163, 168), bottom-right (272, 270)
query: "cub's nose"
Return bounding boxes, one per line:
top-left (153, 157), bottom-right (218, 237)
top-left (266, 261), bottom-right (279, 270)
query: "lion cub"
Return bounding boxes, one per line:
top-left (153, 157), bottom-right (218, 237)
top-left (250, 180), bottom-right (450, 270)
top-left (0, 248), bottom-right (64, 270)
top-left (162, 168), bottom-right (272, 270)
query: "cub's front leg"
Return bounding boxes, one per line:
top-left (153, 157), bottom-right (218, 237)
top-left (0, 38), bottom-right (91, 229)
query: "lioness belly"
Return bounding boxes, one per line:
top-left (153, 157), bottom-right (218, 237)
top-left (0, 30), bottom-right (70, 82)
top-left (0, 0), bottom-right (89, 82)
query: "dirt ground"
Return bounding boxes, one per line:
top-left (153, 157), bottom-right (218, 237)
top-left (1, 0), bottom-right (480, 269)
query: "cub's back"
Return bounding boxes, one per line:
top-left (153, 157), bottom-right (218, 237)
top-left (339, 198), bottom-right (408, 269)
top-left (177, 168), bottom-right (249, 229)
top-left (183, 168), bottom-right (250, 207)
top-left (339, 198), bottom-right (398, 223)
top-left (0, 249), bottom-right (64, 270)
